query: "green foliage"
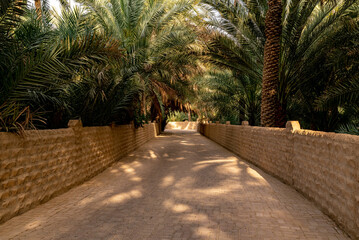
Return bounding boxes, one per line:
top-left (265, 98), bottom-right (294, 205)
top-left (1, 0), bottom-right (358, 134)
top-left (0, 0), bottom-right (202, 132)
top-left (336, 123), bottom-right (359, 135)
top-left (80, 0), bottom-right (203, 118)
top-left (194, 70), bottom-right (261, 125)
top-left (167, 110), bottom-right (188, 122)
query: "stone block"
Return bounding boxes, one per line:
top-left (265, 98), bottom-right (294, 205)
top-left (286, 121), bottom-right (301, 132)
top-left (67, 119), bottom-right (83, 129)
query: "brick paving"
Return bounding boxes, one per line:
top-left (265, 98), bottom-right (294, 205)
top-left (0, 130), bottom-right (349, 240)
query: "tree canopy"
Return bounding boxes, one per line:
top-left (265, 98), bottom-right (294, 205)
top-left (1, 0), bottom-right (358, 134)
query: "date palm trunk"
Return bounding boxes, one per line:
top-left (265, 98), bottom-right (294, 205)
top-left (261, 0), bottom-right (286, 127)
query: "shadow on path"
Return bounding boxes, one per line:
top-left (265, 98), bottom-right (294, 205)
top-left (0, 130), bottom-right (348, 240)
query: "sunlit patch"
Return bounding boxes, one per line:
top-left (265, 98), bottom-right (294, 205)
top-left (124, 167), bottom-right (135, 173)
top-left (194, 226), bottom-right (216, 238)
top-left (107, 189), bottom-right (142, 204)
top-left (167, 156), bottom-right (185, 162)
top-left (119, 164), bottom-right (137, 176)
top-left (246, 168), bottom-right (263, 179)
top-left (132, 161), bottom-right (142, 167)
top-left (215, 164), bottom-right (240, 175)
top-left (192, 225), bottom-right (232, 240)
top-left (79, 197), bottom-right (95, 205)
top-left (173, 204), bottom-right (190, 213)
top-left (191, 164), bottom-right (208, 172)
top-left (180, 142), bottom-right (197, 146)
top-left (130, 177), bottom-right (142, 182)
top-left (163, 199), bottom-right (191, 213)
top-left (161, 175), bottom-right (174, 187)
top-left (194, 158), bottom-right (236, 165)
top-left (173, 186), bottom-right (236, 197)
top-left (25, 220), bottom-right (42, 229)
top-left (149, 150), bottom-right (157, 159)
top-left (110, 169), bottom-right (119, 173)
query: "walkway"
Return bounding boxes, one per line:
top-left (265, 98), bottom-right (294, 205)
top-left (0, 130), bottom-right (348, 240)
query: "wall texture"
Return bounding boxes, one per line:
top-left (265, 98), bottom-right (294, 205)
top-left (0, 122), bottom-right (159, 224)
top-left (165, 121), bottom-right (198, 130)
top-left (199, 122), bottom-right (359, 239)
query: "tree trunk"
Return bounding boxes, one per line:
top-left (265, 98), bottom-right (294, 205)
top-left (141, 92), bottom-right (146, 116)
top-left (260, 0), bottom-right (286, 127)
top-left (34, 0), bottom-right (42, 20)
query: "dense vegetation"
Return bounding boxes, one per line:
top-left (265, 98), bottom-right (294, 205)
top-left (0, 0), bottom-right (358, 134)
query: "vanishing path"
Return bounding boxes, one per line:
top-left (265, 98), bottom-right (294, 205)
top-left (0, 130), bottom-right (348, 240)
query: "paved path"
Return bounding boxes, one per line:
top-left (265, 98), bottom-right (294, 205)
top-left (0, 130), bottom-right (349, 240)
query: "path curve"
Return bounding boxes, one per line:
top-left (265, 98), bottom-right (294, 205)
top-left (0, 130), bottom-right (348, 240)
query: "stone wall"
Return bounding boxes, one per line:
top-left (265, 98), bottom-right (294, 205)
top-left (0, 122), bottom-right (159, 224)
top-left (165, 121), bottom-right (198, 130)
top-left (199, 122), bottom-right (359, 239)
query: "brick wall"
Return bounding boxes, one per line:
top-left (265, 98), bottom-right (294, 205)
top-left (0, 122), bottom-right (159, 224)
top-left (199, 122), bottom-right (359, 239)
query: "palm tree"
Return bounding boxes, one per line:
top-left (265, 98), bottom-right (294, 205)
top-left (0, 3), bottom-right (124, 131)
top-left (199, 0), bottom-right (358, 131)
top-left (198, 0), bottom-right (265, 124)
top-left (195, 70), bottom-right (261, 125)
top-left (261, 0), bottom-right (284, 127)
top-left (81, 0), bottom-right (203, 129)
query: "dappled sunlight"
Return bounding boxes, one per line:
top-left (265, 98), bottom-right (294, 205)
top-left (149, 150), bottom-right (157, 159)
top-left (173, 186), bottom-right (236, 197)
top-left (215, 165), bottom-right (240, 176)
top-left (25, 220), bottom-right (43, 230)
top-left (0, 128), bottom-right (348, 240)
top-left (123, 167), bottom-right (135, 173)
top-left (118, 161), bottom-right (142, 178)
top-left (194, 158), bottom-right (236, 165)
top-left (110, 169), bottom-right (119, 173)
top-left (194, 227), bottom-right (232, 240)
top-left (163, 199), bottom-right (191, 213)
top-left (105, 189), bottom-right (143, 204)
top-left (78, 196), bottom-right (98, 206)
top-left (161, 175), bottom-right (175, 187)
top-left (165, 122), bottom-right (198, 131)
top-left (246, 168), bottom-right (269, 184)
top-left (180, 142), bottom-right (200, 146)
top-left (191, 163), bottom-right (209, 172)
top-left (130, 176), bottom-right (142, 182)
